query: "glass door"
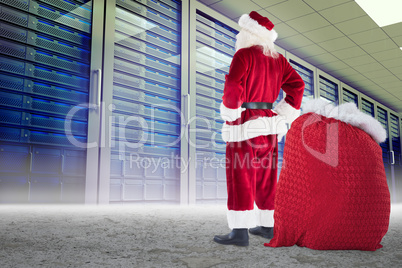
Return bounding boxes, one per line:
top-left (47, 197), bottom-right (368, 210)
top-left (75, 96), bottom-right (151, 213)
top-left (390, 113), bottom-right (401, 203)
top-left (100, 0), bottom-right (183, 204)
top-left (0, 0), bottom-right (101, 203)
top-left (377, 105), bottom-right (392, 194)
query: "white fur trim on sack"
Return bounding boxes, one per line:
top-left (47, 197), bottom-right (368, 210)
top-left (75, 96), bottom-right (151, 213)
top-left (238, 14), bottom-right (278, 43)
top-left (221, 115), bottom-right (288, 142)
top-left (220, 102), bottom-right (245, 122)
top-left (256, 208), bottom-right (274, 227)
top-left (272, 99), bottom-right (301, 125)
top-left (303, 99), bottom-right (387, 143)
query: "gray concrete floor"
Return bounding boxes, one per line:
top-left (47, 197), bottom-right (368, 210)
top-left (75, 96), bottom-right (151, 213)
top-left (0, 204), bottom-right (401, 268)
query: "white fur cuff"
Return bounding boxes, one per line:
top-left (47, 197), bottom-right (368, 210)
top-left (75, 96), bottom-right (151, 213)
top-left (220, 102), bottom-right (245, 122)
top-left (256, 208), bottom-right (274, 227)
top-left (227, 209), bottom-right (257, 229)
top-left (273, 99), bottom-right (301, 125)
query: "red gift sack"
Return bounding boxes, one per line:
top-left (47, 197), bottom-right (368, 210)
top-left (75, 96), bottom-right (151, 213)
top-left (265, 100), bottom-right (390, 251)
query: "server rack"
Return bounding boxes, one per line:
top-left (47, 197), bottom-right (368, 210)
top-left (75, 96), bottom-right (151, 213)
top-left (0, 0), bottom-right (94, 203)
top-left (285, 58), bottom-right (315, 175)
top-left (105, 0), bottom-right (182, 203)
top-left (390, 113), bottom-right (401, 203)
top-left (318, 74), bottom-right (339, 105)
top-left (377, 106), bottom-right (391, 186)
top-left (342, 88), bottom-right (358, 106)
top-left (361, 97), bottom-right (375, 117)
top-left (194, 11), bottom-right (236, 203)
top-left (289, 59), bottom-right (315, 109)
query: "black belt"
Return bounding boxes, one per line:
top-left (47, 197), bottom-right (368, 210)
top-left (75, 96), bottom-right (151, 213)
top-left (241, 102), bottom-right (273, 109)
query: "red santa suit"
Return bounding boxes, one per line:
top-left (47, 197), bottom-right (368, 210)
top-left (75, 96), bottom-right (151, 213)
top-left (220, 13), bottom-right (305, 230)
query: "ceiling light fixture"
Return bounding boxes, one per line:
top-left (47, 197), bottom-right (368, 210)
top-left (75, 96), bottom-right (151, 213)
top-left (355, 0), bottom-right (402, 27)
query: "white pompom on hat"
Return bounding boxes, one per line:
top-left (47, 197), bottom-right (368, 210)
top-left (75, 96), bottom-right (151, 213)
top-left (238, 11), bottom-right (278, 43)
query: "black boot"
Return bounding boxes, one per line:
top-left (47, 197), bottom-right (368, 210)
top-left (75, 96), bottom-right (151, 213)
top-left (249, 226), bottom-right (273, 239)
top-left (213, 229), bottom-right (249, 246)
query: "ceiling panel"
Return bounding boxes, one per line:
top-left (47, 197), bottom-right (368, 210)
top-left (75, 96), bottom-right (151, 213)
top-left (341, 73), bottom-right (367, 82)
top-left (381, 81), bottom-right (402, 88)
top-left (265, 0), bottom-right (315, 21)
top-left (365, 69), bottom-right (394, 79)
top-left (319, 1), bottom-right (366, 24)
top-left (342, 55), bottom-right (376, 67)
top-left (354, 80), bottom-right (377, 88)
top-left (360, 39), bottom-right (400, 54)
top-left (251, 0), bottom-right (288, 8)
top-left (272, 22), bottom-right (299, 38)
top-left (303, 26), bottom-right (344, 43)
top-left (318, 36), bottom-right (355, 52)
top-left (382, 22), bottom-right (402, 38)
top-left (335, 16), bottom-right (378, 35)
top-left (365, 88), bottom-right (388, 100)
top-left (395, 73), bottom-right (402, 80)
top-left (347, 28), bottom-right (389, 45)
top-left (209, 0), bottom-right (260, 19)
top-left (316, 60), bottom-right (349, 71)
top-left (333, 67), bottom-right (359, 77)
top-left (372, 75), bottom-right (400, 84)
top-left (303, 53), bottom-right (339, 66)
top-left (393, 36), bottom-right (402, 46)
top-left (392, 92), bottom-right (402, 99)
top-left (286, 13), bottom-right (330, 32)
top-left (278, 34), bottom-right (314, 50)
top-left (371, 49), bottom-right (402, 61)
top-left (388, 87), bottom-right (402, 95)
top-left (391, 66), bottom-right (402, 76)
top-left (289, 44), bottom-right (327, 58)
top-left (353, 62), bottom-right (385, 73)
top-left (331, 46), bottom-right (366, 60)
top-left (302, 0), bottom-right (352, 11)
top-left (382, 57), bottom-right (402, 68)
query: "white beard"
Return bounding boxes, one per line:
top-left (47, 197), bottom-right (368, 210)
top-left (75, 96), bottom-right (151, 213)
top-left (235, 30), bottom-right (255, 51)
top-left (234, 29), bottom-right (278, 58)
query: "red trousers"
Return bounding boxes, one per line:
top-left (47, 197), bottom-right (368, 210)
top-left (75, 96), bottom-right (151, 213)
top-left (225, 135), bottom-right (278, 228)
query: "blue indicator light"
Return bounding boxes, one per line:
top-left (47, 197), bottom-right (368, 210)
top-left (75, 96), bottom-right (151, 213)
top-left (39, 5), bottom-right (55, 12)
top-left (38, 20), bottom-right (54, 26)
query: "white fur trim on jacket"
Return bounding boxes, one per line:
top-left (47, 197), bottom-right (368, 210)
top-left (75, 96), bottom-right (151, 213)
top-left (221, 115), bottom-right (288, 142)
top-left (303, 99), bottom-right (387, 143)
top-left (220, 102), bottom-right (245, 122)
top-left (238, 14), bottom-right (278, 43)
top-left (272, 99), bottom-right (301, 125)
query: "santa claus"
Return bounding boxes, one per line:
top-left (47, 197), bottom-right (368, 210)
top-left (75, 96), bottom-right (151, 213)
top-left (213, 11), bottom-right (305, 246)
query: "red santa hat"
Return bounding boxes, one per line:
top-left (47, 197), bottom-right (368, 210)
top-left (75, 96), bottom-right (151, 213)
top-left (238, 11), bottom-right (278, 43)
